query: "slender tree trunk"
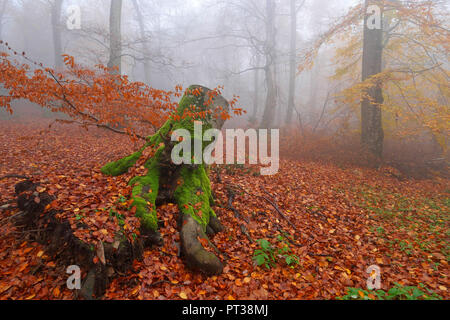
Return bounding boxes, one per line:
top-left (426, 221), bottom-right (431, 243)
top-left (252, 54), bottom-right (261, 120)
top-left (261, 65), bottom-right (276, 129)
top-left (361, 0), bottom-right (384, 163)
top-left (108, 0), bottom-right (123, 75)
top-left (272, 48), bottom-right (280, 127)
top-left (20, 2), bottom-right (32, 57)
top-left (308, 64), bottom-right (318, 111)
top-left (286, 0), bottom-right (297, 124)
top-left (51, 0), bottom-right (63, 70)
top-left (0, 0), bottom-right (9, 39)
top-left (260, 0), bottom-right (277, 129)
top-left (131, 0), bottom-right (151, 84)
top-left (0, 0), bottom-right (6, 112)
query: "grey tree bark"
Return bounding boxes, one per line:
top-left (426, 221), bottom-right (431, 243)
top-left (286, 0), bottom-right (297, 124)
top-left (252, 53), bottom-right (261, 120)
top-left (361, 0), bottom-right (384, 163)
top-left (131, 0), bottom-right (151, 84)
top-left (0, 0), bottom-right (8, 39)
top-left (51, 0), bottom-right (63, 70)
top-left (108, 0), bottom-right (123, 75)
top-left (308, 57), bottom-right (320, 112)
top-left (260, 0), bottom-right (277, 129)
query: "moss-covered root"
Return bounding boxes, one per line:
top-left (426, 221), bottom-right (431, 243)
top-left (208, 216), bottom-right (224, 234)
top-left (180, 214), bottom-right (224, 275)
top-left (101, 149), bottom-right (144, 177)
top-left (175, 165), bottom-right (224, 275)
top-left (128, 153), bottom-right (164, 246)
top-left (175, 166), bottom-right (218, 228)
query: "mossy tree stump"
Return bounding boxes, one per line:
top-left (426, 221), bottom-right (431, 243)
top-left (101, 85), bottom-right (227, 275)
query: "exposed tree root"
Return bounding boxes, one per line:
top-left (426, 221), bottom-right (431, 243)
top-left (180, 214), bottom-right (224, 275)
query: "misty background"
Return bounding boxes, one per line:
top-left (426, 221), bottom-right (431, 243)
top-left (0, 0), bottom-right (448, 176)
top-left (0, 0), bottom-right (359, 126)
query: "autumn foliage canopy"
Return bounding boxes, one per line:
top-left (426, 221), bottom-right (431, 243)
top-left (298, 0), bottom-right (449, 151)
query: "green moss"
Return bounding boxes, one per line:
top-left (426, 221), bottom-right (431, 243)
top-left (128, 146), bottom-right (165, 232)
top-left (101, 85), bottom-right (219, 233)
top-left (148, 86), bottom-right (217, 229)
top-left (177, 85), bottom-right (206, 115)
top-left (148, 121), bottom-right (172, 146)
top-left (174, 165), bottom-right (215, 230)
top-left (101, 150), bottom-right (143, 177)
top-left (101, 116), bottom-right (173, 178)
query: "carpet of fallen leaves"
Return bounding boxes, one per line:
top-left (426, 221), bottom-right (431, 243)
top-left (0, 120), bottom-right (448, 300)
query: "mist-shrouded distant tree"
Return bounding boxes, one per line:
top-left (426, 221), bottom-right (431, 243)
top-left (62, 0), bottom-right (185, 86)
top-left (285, 0), bottom-right (305, 124)
top-left (252, 52), bottom-right (261, 120)
top-left (205, 0), bottom-right (307, 127)
top-left (51, 0), bottom-right (63, 69)
top-left (0, 0), bottom-right (8, 39)
top-left (177, 0), bottom-right (275, 124)
top-left (108, 0), bottom-right (122, 75)
top-left (131, 0), bottom-right (151, 84)
top-left (260, 0), bottom-right (277, 129)
top-left (299, 0), bottom-right (449, 163)
top-left (361, 0), bottom-right (384, 162)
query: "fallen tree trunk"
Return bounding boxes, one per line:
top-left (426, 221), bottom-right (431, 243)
top-left (101, 85), bottom-right (228, 275)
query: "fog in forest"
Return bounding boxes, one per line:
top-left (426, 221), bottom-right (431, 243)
top-left (1, 0), bottom-right (449, 176)
top-left (0, 0), bottom-right (449, 302)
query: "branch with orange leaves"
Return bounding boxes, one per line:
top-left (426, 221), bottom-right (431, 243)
top-left (0, 41), bottom-right (245, 141)
top-left (0, 41), bottom-right (182, 139)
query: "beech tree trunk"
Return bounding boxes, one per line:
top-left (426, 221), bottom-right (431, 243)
top-left (260, 0), bottom-right (277, 129)
top-left (51, 0), bottom-right (63, 70)
top-left (251, 54), bottom-right (261, 120)
top-left (0, 0), bottom-right (8, 39)
top-left (108, 0), bottom-right (122, 75)
top-left (101, 85), bottom-right (228, 275)
top-left (286, 0), bottom-right (297, 124)
top-left (361, 0), bottom-right (384, 163)
top-left (131, 0), bottom-right (151, 84)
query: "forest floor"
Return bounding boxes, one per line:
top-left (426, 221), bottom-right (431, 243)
top-left (0, 120), bottom-right (448, 300)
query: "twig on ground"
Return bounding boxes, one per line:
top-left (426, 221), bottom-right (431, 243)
top-left (0, 200), bottom-right (15, 210)
top-left (0, 174), bottom-right (30, 180)
top-left (226, 187), bottom-right (253, 243)
top-left (231, 184), bottom-right (327, 249)
top-left (260, 187), bottom-right (299, 232)
top-left (0, 211), bottom-right (24, 225)
top-left (308, 252), bottom-right (334, 257)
